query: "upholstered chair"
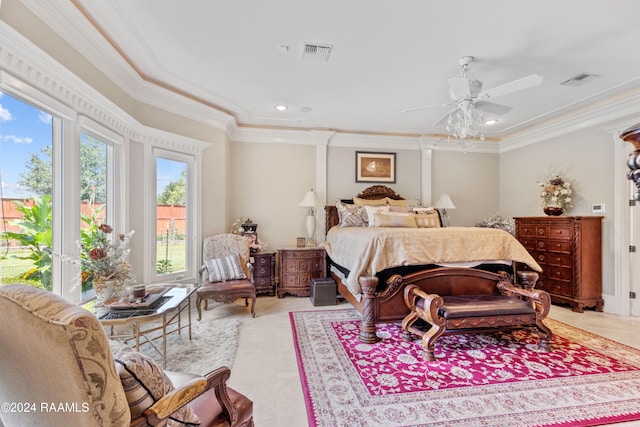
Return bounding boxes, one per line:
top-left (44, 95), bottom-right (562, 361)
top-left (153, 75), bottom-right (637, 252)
top-left (0, 284), bottom-right (254, 427)
top-left (196, 234), bottom-right (257, 320)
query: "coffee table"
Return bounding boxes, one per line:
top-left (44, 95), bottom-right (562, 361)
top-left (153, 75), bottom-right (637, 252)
top-left (92, 285), bottom-right (195, 368)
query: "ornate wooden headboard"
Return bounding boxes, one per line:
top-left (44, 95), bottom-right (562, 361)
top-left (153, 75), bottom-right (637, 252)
top-left (325, 185), bottom-right (405, 232)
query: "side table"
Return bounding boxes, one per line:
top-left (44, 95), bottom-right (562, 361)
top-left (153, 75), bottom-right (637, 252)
top-left (252, 250), bottom-right (276, 296)
top-left (277, 247), bottom-right (326, 298)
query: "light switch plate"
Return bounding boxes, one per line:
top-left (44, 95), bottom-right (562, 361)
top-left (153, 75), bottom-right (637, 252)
top-left (592, 203), bottom-right (605, 213)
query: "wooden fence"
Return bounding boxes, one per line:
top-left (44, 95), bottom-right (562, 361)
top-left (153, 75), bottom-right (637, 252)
top-left (1, 198), bottom-right (186, 244)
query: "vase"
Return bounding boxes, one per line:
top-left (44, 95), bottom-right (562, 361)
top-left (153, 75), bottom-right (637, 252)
top-left (94, 279), bottom-right (115, 305)
top-left (543, 205), bottom-right (564, 216)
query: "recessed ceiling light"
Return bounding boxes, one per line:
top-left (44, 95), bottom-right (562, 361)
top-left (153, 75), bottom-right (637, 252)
top-left (300, 106), bottom-right (312, 113)
top-left (274, 104), bottom-right (288, 111)
top-left (484, 119), bottom-right (498, 125)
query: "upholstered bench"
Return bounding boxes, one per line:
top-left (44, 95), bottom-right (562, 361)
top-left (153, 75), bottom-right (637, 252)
top-left (401, 275), bottom-right (552, 361)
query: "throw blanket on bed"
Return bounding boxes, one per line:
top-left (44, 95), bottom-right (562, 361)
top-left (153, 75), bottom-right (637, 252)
top-left (322, 226), bottom-right (542, 295)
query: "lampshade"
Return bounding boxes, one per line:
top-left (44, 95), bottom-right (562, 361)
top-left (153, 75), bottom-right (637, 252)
top-left (298, 189), bottom-right (319, 207)
top-left (435, 193), bottom-right (456, 210)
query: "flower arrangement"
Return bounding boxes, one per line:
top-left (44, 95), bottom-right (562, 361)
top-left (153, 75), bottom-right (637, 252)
top-left (78, 224), bottom-right (135, 295)
top-left (475, 213), bottom-right (515, 235)
top-left (538, 173), bottom-right (573, 211)
top-left (246, 234), bottom-right (268, 252)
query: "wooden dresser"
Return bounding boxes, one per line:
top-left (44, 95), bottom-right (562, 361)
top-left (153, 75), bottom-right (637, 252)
top-left (277, 247), bottom-right (326, 298)
top-left (514, 216), bottom-right (603, 312)
top-left (251, 251), bottom-right (275, 296)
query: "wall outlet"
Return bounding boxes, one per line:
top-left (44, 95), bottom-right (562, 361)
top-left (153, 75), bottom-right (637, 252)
top-left (592, 203), bottom-right (605, 213)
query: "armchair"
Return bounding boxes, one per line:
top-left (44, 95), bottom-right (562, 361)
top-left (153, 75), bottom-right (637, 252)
top-left (0, 284), bottom-right (254, 427)
top-left (196, 234), bottom-right (256, 320)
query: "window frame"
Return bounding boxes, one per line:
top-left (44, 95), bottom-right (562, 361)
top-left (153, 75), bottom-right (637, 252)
top-left (149, 147), bottom-right (197, 284)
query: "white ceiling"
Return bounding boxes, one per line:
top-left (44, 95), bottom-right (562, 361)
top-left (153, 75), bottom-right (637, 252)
top-left (34, 0), bottom-right (640, 140)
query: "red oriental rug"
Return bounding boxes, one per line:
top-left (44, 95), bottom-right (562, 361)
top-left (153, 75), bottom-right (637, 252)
top-left (290, 309), bottom-right (640, 427)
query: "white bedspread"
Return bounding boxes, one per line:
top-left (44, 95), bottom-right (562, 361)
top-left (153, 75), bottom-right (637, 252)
top-left (321, 226), bottom-right (542, 295)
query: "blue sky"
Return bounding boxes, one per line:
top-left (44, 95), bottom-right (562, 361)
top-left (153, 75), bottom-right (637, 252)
top-left (0, 91), bottom-right (52, 198)
top-left (0, 91), bottom-right (180, 199)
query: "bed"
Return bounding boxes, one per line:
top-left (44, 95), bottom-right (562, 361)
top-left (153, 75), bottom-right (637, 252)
top-left (322, 185), bottom-right (542, 342)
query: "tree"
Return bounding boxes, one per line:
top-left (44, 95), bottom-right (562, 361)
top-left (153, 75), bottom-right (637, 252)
top-left (18, 146), bottom-right (53, 196)
top-left (157, 170), bottom-right (186, 206)
top-left (17, 136), bottom-right (107, 201)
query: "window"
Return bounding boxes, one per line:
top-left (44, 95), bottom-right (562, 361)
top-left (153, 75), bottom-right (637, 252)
top-left (0, 91), bottom-right (56, 291)
top-left (153, 150), bottom-right (195, 282)
top-left (79, 133), bottom-right (111, 299)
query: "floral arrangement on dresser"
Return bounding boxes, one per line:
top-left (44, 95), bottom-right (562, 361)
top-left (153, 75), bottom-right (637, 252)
top-left (538, 173), bottom-right (573, 215)
top-left (475, 213), bottom-right (515, 234)
top-left (230, 217), bottom-right (268, 252)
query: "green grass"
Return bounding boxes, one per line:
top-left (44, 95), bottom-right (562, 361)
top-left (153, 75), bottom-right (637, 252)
top-left (1, 240), bottom-right (188, 285)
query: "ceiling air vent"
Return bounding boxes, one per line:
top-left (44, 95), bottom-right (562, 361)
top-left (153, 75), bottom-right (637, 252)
top-left (560, 73), bottom-right (599, 87)
top-left (302, 42), bottom-right (333, 62)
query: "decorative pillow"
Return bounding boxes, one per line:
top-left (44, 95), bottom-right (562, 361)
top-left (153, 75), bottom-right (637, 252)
top-left (336, 202), bottom-right (368, 227)
top-left (353, 197), bottom-right (387, 206)
top-left (364, 205), bottom-right (390, 227)
top-left (413, 207), bottom-right (436, 213)
top-left (385, 197), bottom-right (408, 206)
top-left (389, 205), bottom-right (413, 213)
top-left (110, 343), bottom-right (200, 426)
top-left (205, 254), bottom-right (246, 282)
top-left (414, 211), bottom-right (442, 228)
top-left (373, 213), bottom-right (417, 228)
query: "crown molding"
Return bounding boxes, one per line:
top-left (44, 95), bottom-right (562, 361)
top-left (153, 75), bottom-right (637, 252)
top-left (232, 127), bottom-right (336, 145)
top-left (500, 89), bottom-right (640, 153)
top-left (0, 19), bottom-right (208, 154)
top-left (20, 0), bottom-right (237, 136)
top-left (13, 0), bottom-right (640, 154)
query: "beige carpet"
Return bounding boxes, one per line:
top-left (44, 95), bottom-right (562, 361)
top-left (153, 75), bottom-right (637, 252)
top-left (144, 318), bottom-right (241, 375)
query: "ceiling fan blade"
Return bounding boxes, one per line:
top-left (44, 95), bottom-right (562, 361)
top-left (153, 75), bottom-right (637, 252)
top-left (401, 102), bottom-right (452, 113)
top-left (480, 74), bottom-right (543, 99)
top-left (474, 100), bottom-right (512, 115)
top-left (448, 76), bottom-right (471, 99)
top-left (433, 108), bottom-right (457, 126)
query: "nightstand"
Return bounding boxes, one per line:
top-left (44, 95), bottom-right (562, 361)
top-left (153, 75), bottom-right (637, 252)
top-left (251, 251), bottom-right (276, 296)
top-left (277, 247), bottom-right (326, 298)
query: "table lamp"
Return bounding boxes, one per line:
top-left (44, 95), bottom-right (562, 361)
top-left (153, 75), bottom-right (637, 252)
top-left (435, 193), bottom-right (456, 227)
top-left (298, 189), bottom-right (319, 246)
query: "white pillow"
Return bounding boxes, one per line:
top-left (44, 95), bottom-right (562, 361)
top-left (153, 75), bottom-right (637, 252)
top-left (364, 205), bottom-right (390, 227)
top-left (204, 254), bottom-right (247, 282)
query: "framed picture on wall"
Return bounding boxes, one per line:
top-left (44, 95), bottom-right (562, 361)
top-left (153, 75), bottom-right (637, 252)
top-left (355, 151), bottom-right (396, 183)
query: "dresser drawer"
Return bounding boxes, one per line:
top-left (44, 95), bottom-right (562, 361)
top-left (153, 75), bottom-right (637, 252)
top-left (281, 249), bottom-right (324, 260)
top-left (518, 224), bottom-right (536, 237)
top-left (277, 247), bottom-right (327, 298)
top-left (519, 237), bottom-right (535, 251)
top-left (547, 280), bottom-right (572, 297)
top-left (547, 240), bottom-right (572, 253)
top-left (547, 252), bottom-right (572, 267)
top-left (532, 251), bottom-right (548, 266)
top-left (547, 265), bottom-right (572, 282)
top-left (254, 264), bottom-right (271, 277)
top-left (250, 251), bottom-right (275, 296)
top-left (254, 276), bottom-right (271, 287)
top-left (548, 225), bottom-right (572, 240)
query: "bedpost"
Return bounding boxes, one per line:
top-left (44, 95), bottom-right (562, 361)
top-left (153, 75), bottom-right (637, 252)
top-left (358, 276), bottom-right (380, 343)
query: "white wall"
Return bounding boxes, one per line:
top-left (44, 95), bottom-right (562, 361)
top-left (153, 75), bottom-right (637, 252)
top-left (432, 150), bottom-right (500, 227)
top-left (500, 128), bottom-right (616, 296)
top-left (326, 146), bottom-right (422, 203)
top-left (228, 141), bottom-right (317, 249)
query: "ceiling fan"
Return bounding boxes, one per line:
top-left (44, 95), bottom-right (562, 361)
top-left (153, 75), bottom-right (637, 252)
top-left (402, 56), bottom-right (543, 127)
